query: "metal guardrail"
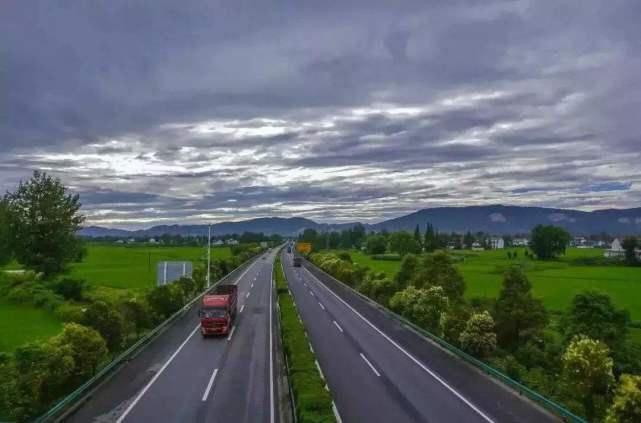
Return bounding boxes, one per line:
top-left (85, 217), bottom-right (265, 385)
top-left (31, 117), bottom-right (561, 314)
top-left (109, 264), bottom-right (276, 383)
top-left (34, 255), bottom-right (260, 423)
top-left (303, 259), bottom-right (587, 423)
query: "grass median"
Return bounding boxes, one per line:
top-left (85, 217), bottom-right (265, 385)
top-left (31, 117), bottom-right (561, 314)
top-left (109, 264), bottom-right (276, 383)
top-left (275, 255), bottom-right (336, 423)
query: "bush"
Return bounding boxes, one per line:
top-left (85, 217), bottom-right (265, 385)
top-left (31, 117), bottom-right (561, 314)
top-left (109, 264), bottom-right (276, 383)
top-left (5, 285), bottom-right (34, 304)
top-left (54, 303), bottom-right (86, 323)
top-left (52, 278), bottom-right (86, 301)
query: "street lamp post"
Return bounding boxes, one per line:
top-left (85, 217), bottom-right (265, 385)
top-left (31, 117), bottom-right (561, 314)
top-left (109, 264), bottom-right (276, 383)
top-left (207, 225), bottom-right (211, 289)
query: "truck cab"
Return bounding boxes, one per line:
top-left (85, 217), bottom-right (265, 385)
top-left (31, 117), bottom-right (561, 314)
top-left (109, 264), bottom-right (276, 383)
top-left (199, 285), bottom-right (238, 336)
top-left (293, 257), bottom-right (302, 267)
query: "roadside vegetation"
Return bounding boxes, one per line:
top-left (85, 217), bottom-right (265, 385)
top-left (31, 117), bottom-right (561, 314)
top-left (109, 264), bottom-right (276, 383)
top-left (274, 255), bottom-right (335, 423)
top-left (0, 171), bottom-right (267, 421)
top-left (299, 224), bottom-right (641, 422)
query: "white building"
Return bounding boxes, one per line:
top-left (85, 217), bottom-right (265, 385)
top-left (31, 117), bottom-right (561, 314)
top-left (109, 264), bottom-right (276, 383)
top-left (212, 240), bottom-right (224, 246)
top-left (513, 238), bottom-right (529, 247)
top-left (225, 239), bottom-right (239, 245)
top-left (604, 239), bottom-right (625, 258)
top-left (490, 238), bottom-right (505, 249)
top-left (471, 242), bottom-right (484, 251)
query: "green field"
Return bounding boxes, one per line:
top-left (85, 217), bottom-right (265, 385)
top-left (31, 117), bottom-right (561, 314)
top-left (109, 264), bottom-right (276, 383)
top-left (69, 244), bottom-right (231, 290)
top-left (340, 248), bottom-right (641, 320)
top-left (0, 299), bottom-right (63, 352)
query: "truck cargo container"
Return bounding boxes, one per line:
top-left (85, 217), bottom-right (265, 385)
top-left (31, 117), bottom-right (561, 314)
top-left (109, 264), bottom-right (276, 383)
top-left (199, 284), bottom-right (238, 336)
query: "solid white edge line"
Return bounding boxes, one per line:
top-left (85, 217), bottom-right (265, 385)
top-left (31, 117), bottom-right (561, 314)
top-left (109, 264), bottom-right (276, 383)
top-left (332, 402), bottom-right (343, 423)
top-left (315, 360), bottom-right (325, 380)
top-left (360, 353), bottom-right (381, 377)
top-left (240, 304), bottom-right (245, 313)
top-left (201, 368), bottom-right (219, 401)
top-left (303, 267), bottom-right (495, 423)
top-left (333, 321), bottom-right (344, 333)
top-left (269, 264), bottom-right (275, 423)
top-left (227, 325), bottom-right (236, 341)
top-left (116, 324), bottom-right (201, 423)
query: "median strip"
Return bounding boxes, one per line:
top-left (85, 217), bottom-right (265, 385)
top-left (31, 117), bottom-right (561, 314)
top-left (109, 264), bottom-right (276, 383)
top-left (274, 254), bottom-right (336, 423)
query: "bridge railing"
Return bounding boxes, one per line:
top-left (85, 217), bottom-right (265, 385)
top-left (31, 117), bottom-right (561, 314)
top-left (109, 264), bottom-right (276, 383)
top-left (303, 259), bottom-right (587, 423)
top-left (34, 255), bottom-right (259, 423)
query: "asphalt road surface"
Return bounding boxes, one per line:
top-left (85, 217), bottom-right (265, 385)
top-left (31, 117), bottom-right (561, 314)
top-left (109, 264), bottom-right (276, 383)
top-left (281, 250), bottom-right (559, 423)
top-left (69, 250), bottom-right (279, 423)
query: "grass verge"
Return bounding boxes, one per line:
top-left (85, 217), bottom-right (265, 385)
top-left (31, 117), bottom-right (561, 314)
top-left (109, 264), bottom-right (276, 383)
top-left (274, 255), bottom-right (335, 423)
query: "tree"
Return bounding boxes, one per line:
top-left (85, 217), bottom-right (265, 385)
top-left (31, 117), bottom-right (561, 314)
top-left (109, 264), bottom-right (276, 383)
top-left (390, 286), bottom-right (449, 335)
top-left (412, 251), bottom-right (465, 303)
top-left (10, 342), bottom-right (75, 420)
top-left (463, 231), bottom-right (475, 250)
top-left (494, 267), bottom-right (548, 349)
top-left (52, 278), bottom-right (86, 301)
top-left (562, 291), bottom-right (630, 349)
top-left (562, 335), bottom-right (614, 421)
top-left (389, 231), bottom-right (421, 257)
top-left (424, 223), bottom-right (437, 252)
top-left (365, 234), bottom-right (387, 255)
top-left (4, 171), bottom-right (85, 276)
top-left (529, 224), bottom-right (571, 260)
top-left (50, 323), bottom-right (107, 379)
top-left (622, 237), bottom-right (639, 266)
top-left (147, 283), bottom-right (185, 319)
top-left (349, 224), bottom-right (366, 249)
top-left (120, 298), bottom-right (152, 338)
top-left (605, 374), bottom-right (641, 423)
top-left (395, 253), bottom-right (419, 289)
top-left (177, 276), bottom-right (196, 300)
top-left (441, 306), bottom-right (471, 346)
top-left (0, 200), bottom-right (12, 266)
top-left (413, 225), bottom-right (422, 248)
top-left (459, 311), bottom-right (497, 357)
top-left (83, 301), bottom-right (125, 353)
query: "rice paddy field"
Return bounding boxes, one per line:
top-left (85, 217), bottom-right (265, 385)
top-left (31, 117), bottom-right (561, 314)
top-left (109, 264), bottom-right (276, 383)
top-left (339, 248), bottom-right (641, 321)
top-left (68, 244), bottom-right (232, 289)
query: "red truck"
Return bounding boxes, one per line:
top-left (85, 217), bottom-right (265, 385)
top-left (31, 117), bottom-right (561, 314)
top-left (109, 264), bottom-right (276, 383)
top-left (199, 284), bottom-right (238, 336)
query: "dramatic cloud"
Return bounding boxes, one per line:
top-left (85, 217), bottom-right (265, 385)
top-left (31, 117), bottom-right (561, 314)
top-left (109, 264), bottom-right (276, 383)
top-left (1, 1), bottom-right (640, 228)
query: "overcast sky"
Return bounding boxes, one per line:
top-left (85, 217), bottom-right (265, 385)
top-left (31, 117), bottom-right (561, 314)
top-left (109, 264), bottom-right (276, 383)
top-left (2, 1), bottom-right (640, 229)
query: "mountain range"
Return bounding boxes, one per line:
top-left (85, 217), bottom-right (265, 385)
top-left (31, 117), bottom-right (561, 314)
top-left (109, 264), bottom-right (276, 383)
top-left (79, 205), bottom-right (641, 238)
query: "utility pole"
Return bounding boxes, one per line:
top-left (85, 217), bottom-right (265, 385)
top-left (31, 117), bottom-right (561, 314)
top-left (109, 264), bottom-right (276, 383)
top-left (207, 225), bottom-right (211, 289)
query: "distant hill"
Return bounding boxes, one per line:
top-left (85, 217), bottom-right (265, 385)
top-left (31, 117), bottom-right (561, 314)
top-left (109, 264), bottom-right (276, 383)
top-left (79, 205), bottom-right (641, 238)
top-left (79, 217), bottom-right (358, 238)
top-left (370, 205), bottom-right (641, 235)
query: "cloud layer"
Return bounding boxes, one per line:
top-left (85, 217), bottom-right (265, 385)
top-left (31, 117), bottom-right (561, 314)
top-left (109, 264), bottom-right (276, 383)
top-left (2, 1), bottom-right (640, 228)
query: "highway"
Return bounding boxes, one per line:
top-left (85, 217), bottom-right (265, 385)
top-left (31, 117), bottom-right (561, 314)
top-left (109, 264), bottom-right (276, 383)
top-left (69, 250), bottom-right (279, 423)
top-left (281, 250), bottom-right (559, 423)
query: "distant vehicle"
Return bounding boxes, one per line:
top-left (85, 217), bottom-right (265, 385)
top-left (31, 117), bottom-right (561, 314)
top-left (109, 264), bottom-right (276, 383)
top-left (293, 257), bottom-right (302, 267)
top-left (199, 285), bottom-right (238, 336)
top-left (287, 246), bottom-right (292, 253)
